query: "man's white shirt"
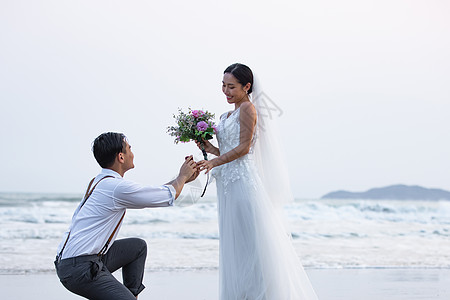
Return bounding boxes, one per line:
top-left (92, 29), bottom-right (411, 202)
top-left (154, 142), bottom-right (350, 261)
top-left (57, 168), bottom-right (176, 259)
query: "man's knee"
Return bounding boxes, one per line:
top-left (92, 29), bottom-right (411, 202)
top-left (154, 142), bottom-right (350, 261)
top-left (132, 238), bottom-right (147, 255)
top-left (137, 238), bottom-right (147, 249)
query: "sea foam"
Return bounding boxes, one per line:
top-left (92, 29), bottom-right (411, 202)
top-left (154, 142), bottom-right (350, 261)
top-left (0, 193), bottom-right (448, 274)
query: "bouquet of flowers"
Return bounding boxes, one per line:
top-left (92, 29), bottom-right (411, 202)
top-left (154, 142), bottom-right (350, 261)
top-left (167, 108), bottom-right (217, 160)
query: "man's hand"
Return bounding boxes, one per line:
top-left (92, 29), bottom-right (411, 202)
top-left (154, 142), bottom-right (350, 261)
top-left (184, 156), bottom-right (200, 183)
top-left (179, 155), bottom-right (197, 182)
top-left (167, 155), bottom-right (200, 200)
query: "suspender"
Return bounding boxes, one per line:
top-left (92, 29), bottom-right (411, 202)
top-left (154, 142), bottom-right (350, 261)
top-left (98, 211), bottom-right (126, 256)
top-left (57, 175), bottom-right (125, 261)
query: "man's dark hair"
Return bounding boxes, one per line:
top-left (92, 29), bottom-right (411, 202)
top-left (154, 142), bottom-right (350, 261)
top-left (92, 132), bottom-right (127, 168)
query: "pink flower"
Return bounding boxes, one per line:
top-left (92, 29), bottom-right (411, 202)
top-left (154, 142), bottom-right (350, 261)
top-left (196, 121), bottom-right (208, 132)
top-left (191, 110), bottom-right (204, 118)
top-left (212, 125), bottom-right (217, 134)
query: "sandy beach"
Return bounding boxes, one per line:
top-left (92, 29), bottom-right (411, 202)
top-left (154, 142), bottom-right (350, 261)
top-left (2, 268), bottom-right (449, 300)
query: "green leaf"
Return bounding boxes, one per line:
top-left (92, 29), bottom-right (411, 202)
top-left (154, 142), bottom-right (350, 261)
top-left (180, 136), bottom-right (190, 142)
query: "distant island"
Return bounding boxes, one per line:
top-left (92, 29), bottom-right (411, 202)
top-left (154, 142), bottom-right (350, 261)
top-left (321, 184), bottom-right (450, 200)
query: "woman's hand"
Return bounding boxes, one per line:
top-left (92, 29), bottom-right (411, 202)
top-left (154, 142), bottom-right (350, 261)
top-left (195, 139), bottom-right (219, 156)
top-left (197, 158), bottom-right (218, 174)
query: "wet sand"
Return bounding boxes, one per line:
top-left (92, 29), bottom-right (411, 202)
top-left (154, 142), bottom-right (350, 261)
top-left (1, 268), bottom-right (449, 300)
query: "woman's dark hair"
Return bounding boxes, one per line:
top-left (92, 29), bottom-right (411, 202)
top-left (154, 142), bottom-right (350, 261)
top-left (92, 132), bottom-right (127, 168)
top-left (224, 63), bottom-right (253, 94)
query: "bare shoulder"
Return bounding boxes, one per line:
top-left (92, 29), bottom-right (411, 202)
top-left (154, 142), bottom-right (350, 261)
top-left (239, 101), bottom-right (257, 126)
top-left (239, 101), bottom-right (257, 116)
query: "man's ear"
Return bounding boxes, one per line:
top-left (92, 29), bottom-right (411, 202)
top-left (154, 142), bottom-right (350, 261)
top-left (118, 153), bottom-right (125, 163)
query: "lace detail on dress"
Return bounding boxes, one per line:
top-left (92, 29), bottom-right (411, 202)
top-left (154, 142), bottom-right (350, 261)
top-left (213, 108), bottom-right (258, 194)
top-left (213, 107), bottom-right (319, 300)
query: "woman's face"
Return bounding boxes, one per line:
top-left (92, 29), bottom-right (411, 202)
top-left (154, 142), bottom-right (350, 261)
top-left (222, 73), bottom-right (249, 104)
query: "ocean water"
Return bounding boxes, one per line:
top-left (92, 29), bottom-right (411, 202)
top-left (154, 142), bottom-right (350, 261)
top-left (0, 193), bottom-right (449, 274)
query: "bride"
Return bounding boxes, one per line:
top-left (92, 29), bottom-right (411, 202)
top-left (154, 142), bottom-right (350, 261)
top-left (197, 63), bottom-right (318, 299)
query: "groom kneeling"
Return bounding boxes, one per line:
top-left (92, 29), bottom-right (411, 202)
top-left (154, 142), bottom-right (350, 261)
top-left (54, 132), bottom-right (198, 300)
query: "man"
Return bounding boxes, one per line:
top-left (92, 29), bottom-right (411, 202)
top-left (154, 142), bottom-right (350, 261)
top-left (54, 132), bottom-right (199, 300)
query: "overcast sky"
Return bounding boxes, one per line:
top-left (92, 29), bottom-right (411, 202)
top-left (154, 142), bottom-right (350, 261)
top-left (1, 0), bottom-right (449, 198)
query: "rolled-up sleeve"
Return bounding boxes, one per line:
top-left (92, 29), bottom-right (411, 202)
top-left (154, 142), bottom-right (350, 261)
top-left (112, 180), bottom-right (176, 209)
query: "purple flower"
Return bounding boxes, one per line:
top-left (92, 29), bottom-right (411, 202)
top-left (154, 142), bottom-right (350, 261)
top-left (196, 121), bottom-right (208, 132)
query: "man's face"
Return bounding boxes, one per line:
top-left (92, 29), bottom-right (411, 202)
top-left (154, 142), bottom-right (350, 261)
top-left (122, 141), bottom-right (135, 171)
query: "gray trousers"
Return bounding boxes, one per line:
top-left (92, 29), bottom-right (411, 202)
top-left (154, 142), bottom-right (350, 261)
top-left (55, 238), bottom-right (147, 300)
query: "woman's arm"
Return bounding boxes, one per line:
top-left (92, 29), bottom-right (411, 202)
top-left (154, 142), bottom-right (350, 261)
top-left (198, 102), bottom-right (257, 173)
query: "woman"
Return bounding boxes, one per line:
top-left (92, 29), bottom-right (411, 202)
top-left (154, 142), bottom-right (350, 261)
top-left (197, 63), bottom-right (318, 299)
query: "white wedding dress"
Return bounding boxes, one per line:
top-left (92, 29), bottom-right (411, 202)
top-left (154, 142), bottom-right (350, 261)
top-left (212, 107), bottom-right (318, 300)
